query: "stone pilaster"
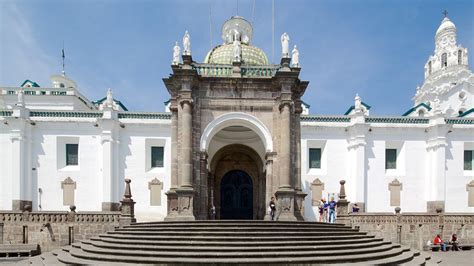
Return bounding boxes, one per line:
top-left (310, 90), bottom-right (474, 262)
top-left (294, 101), bottom-right (305, 221)
top-left (165, 100), bottom-right (179, 220)
top-left (119, 179), bottom-right (136, 227)
top-left (198, 151), bottom-right (209, 220)
top-left (264, 152), bottom-right (275, 220)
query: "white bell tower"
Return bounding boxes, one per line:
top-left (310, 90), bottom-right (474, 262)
top-left (413, 12), bottom-right (473, 117)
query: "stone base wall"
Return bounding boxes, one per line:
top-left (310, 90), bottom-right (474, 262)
top-left (349, 212), bottom-right (474, 251)
top-left (0, 210), bottom-right (120, 252)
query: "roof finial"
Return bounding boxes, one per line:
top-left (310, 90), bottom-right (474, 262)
top-left (442, 9), bottom-right (448, 18)
top-left (61, 42), bottom-right (66, 76)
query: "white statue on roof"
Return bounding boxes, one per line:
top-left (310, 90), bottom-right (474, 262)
top-left (291, 45), bottom-right (299, 67)
top-left (183, 30), bottom-right (191, 55)
top-left (172, 41), bottom-right (180, 65)
top-left (233, 39), bottom-right (241, 62)
top-left (355, 93), bottom-right (362, 112)
top-left (106, 88), bottom-right (114, 108)
top-left (281, 32), bottom-right (290, 58)
top-left (17, 89), bottom-right (24, 106)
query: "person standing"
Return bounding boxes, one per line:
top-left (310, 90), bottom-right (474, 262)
top-left (328, 197), bottom-right (337, 223)
top-left (318, 199), bottom-right (325, 222)
top-left (323, 199), bottom-right (329, 223)
top-left (450, 233), bottom-right (460, 251)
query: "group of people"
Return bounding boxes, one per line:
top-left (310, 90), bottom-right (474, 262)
top-left (433, 233), bottom-right (461, 251)
top-left (317, 198), bottom-right (338, 223)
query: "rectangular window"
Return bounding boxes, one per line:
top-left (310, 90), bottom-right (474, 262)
top-left (309, 148), bottom-right (321, 169)
top-left (151, 146), bottom-right (164, 168)
top-left (465, 150), bottom-right (473, 171)
top-left (385, 149), bottom-right (397, 169)
top-left (66, 144), bottom-right (78, 166)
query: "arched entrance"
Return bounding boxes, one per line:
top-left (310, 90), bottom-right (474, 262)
top-left (220, 170), bottom-right (253, 219)
top-left (210, 144), bottom-right (265, 220)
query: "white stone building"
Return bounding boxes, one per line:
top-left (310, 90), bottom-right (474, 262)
top-left (0, 15), bottom-right (473, 221)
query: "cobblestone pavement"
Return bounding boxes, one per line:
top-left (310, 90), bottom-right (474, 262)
top-left (428, 250), bottom-right (474, 265)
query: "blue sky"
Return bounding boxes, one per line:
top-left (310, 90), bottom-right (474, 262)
top-left (1, 0), bottom-right (473, 114)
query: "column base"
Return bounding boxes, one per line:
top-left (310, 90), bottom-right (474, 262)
top-left (12, 200), bottom-right (32, 211)
top-left (336, 199), bottom-right (351, 226)
top-left (275, 189), bottom-right (297, 221)
top-left (294, 190), bottom-right (307, 221)
top-left (102, 202), bottom-right (121, 211)
top-left (164, 190), bottom-right (179, 221)
top-left (175, 188), bottom-right (196, 221)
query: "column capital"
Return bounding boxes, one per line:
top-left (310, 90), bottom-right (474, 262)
top-left (200, 151), bottom-right (208, 160)
top-left (179, 98), bottom-right (193, 108)
top-left (279, 100), bottom-right (293, 112)
top-left (265, 151), bottom-right (277, 161)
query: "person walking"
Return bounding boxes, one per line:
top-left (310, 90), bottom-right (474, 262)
top-left (328, 197), bottom-right (337, 223)
top-left (268, 197), bottom-right (277, 221)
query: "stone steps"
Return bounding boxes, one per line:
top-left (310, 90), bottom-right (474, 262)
top-left (83, 238), bottom-right (391, 253)
top-left (28, 220), bottom-right (428, 265)
top-left (92, 237), bottom-right (385, 248)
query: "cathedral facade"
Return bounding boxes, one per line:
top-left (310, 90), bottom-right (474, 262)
top-left (0, 15), bottom-right (473, 221)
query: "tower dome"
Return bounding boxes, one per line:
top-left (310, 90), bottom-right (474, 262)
top-left (435, 16), bottom-right (457, 52)
top-left (204, 16), bottom-right (269, 65)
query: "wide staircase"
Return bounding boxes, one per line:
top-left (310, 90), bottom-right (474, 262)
top-left (29, 220), bottom-right (430, 265)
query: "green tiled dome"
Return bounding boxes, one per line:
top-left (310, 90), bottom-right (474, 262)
top-left (204, 44), bottom-right (269, 66)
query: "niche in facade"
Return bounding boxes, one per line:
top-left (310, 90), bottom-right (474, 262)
top-left (148, 178), bottom-right (163, 206)
top-left (311, 178), bottom-right (325, 206)
top-left (61, 177), bottom-right (76, 206)
top-left (388, 179), bottom-right (403, 206)
top-left (467, 180), bottom-right (474, 207)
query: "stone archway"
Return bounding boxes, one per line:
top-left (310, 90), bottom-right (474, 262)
top-left (210, 144), bottom-right (265, 220)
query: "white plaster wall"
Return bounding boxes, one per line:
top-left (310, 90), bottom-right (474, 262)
top-left (301, 126), bottom-right (349, 221)
top-left (0, 123), bottom-right (12, 210)
top-left (121, 123), bottom-right (171, 222)
top-left (445, 129), bottom-right (474, 213)
top-left (33, 122), bottom-right (102, 212)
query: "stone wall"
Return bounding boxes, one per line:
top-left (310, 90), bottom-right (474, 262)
top-left (349, 209), bottom-right (474, 251)
top-left (0, 209), bottom-right (120, 252)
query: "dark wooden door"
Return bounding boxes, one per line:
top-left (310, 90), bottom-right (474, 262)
top-left (220, 170), bottom-right (253, 219)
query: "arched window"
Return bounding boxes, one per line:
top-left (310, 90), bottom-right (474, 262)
top-left (458, 50), bottom-right (462, 65)
top-left (59, 83), bottom-right (65, 88)
top-left (418, 110), bottom-right (425, 117)
top-left (441, 53), bottom-right (447, 67)
top-left (428, 61), bottom-right (432, 74)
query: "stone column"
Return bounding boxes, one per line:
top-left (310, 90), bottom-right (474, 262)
top-left (175, 98), bottom-right (195, 220)
top-left (275, 101), bottom-right (296, 221)
top-left (165, 102), bottom-right (179, 220)
top-left (264, 152), bottom-right (275, 220)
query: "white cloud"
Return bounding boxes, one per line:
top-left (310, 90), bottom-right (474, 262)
top-left (0, 2), bottom-right (56, 87)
